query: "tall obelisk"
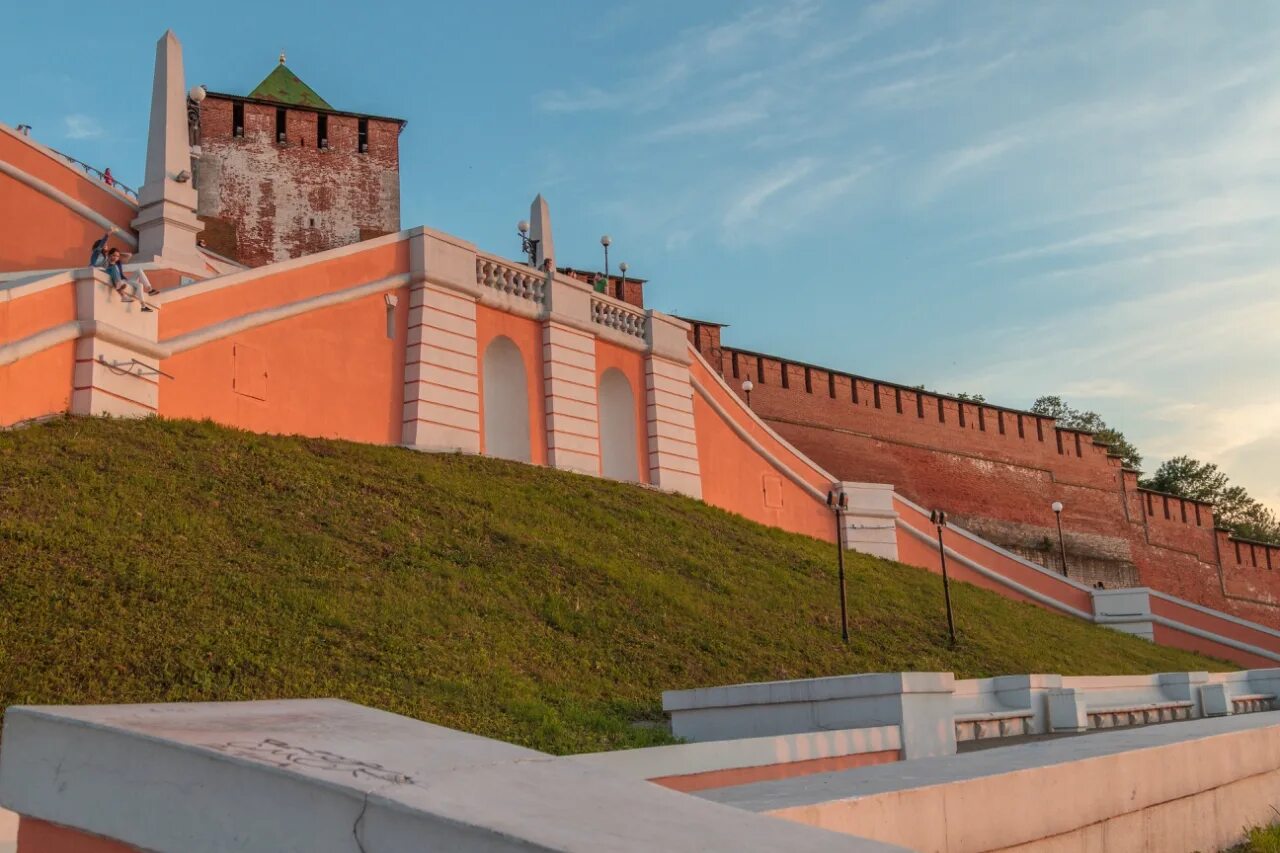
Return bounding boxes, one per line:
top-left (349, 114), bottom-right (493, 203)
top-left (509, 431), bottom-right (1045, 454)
top-left (131, 30), bottom-right (204, 269)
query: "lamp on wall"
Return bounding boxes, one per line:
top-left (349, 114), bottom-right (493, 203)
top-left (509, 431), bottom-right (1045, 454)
top-left (600, 234), bottom-right (612, 282)
top-left (517, 220), bottom-right (538, 267)
top-left (741, 378), bottom-right (753, 408)
top-left (826, 489), bottom-right (851, 644)
top-left (618, 261), bottom-right (628, 300)
top-left (1051, 501), bottom-right (1069, 577)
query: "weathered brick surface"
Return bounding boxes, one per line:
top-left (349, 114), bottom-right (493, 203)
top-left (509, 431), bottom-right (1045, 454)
top-left (686, 320), bottom-right (1280, 626)
top-left (196, 96), bottom-right (400, 267)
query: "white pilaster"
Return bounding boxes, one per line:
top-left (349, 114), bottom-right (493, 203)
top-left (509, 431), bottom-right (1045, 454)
top-left (643, 312), bottom-right (701, 498)
top-left (402, 230), bottom-right (482, 452)
top-left (69, 269), bottom-right (160, 418)
top-left (131, 30), bottom-right (204, 269)
top-left (542, 321), bottom-right (600, 474)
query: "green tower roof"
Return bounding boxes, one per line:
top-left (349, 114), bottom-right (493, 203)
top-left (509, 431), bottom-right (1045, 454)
top-left (248, 63), bottom-right (333, 110)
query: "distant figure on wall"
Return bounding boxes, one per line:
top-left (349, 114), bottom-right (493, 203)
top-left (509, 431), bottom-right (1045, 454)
top-left (102, 168), bottom-right (115, 187)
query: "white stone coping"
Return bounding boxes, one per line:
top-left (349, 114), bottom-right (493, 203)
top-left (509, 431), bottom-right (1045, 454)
top-left (570, 726), bottom-right (901, 781)
top-left (698, 709), bottom-right (1280, 813)
top-left (953, 709), bottom-right (1034, 723)
top-left (663, 672), bottom-right (955, 713)
top-left (0, 699), bottom-right (902, 853)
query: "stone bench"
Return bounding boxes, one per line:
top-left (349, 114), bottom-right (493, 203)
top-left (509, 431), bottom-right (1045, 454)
top-left (1230, 693), bottom-right (1276, 714)
top-left (1087, 700), bottom-right (1193, 729)
top-left (954, 709), bottom-right (1035, 742)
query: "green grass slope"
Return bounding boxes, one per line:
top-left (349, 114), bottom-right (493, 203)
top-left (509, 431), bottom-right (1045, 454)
top-left (0, 417), bottom-right (1227, 754)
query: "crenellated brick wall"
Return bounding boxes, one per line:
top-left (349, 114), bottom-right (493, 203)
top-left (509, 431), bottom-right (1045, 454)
top-left (686, 318), bottom-right (1280, 626)
top-left (195, 94), bottom-right (402, 267)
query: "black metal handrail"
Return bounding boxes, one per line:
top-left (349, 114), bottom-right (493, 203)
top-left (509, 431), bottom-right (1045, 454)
top-left (51, 149), bottom-right (138, 200)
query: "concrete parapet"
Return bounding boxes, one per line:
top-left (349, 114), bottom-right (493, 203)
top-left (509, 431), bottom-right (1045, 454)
top-left (1047, 687), bottom-right (1088, 732)
top-left (572, 725), bottom-right (901, 792)
top-left (837, 482), bottom-right (898, 560)
top-left (1091, 586), bottom-right (1155, 640)
top-left (0, 699), bottom-right (899, 852)
top-left (702, 710), bottom-right (1280, 853)
top-left (663, 672), bottom-right (957, 760)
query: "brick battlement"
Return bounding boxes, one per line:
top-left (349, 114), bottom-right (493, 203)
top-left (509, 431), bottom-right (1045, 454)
top-left (686, 318), bottom-right (1280, 625)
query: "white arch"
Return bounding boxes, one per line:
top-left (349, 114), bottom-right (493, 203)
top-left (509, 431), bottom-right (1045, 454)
top-left (482, 336), bottom-right (532, 463)
top-left (598, 367), bottom-right (640, 482)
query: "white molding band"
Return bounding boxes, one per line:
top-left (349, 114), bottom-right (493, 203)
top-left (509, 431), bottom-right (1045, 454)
top-left (688, 348), bottom-right (839, 485)
top-left (163, 273), bottom-right (412, 355)
top-left (0, 159), bottom-right (137, 249)
top-left (896, 519), bottom-right (1094, 621)
top-left (0, 274), bottom-right (413, 368)
top-left (689, 374), bottom-right (828, 503)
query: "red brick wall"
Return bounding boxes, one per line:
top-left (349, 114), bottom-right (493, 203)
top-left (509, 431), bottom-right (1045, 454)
top-left (687, 321), bottom-right (1280, 627)
top-left (196, 96), bottom-right (400, 267)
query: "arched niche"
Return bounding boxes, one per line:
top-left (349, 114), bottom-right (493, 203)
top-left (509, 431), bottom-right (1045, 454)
top-left (598, 367), bottom-right (640, 482)
top-left (482, 336), bottom-right (532, 463)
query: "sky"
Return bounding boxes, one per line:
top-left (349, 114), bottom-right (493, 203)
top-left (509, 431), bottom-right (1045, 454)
top-left (4, 1), bottom-right (1279, 510)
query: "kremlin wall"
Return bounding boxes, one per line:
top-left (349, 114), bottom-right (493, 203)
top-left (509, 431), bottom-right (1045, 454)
top-left (686, 322), bottom-right (1280, 627)
top-left (3, 31), bottom-right (1280, 668)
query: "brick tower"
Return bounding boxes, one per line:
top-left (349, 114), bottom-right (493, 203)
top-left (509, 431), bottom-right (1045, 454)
top-left (194, 55), bottom-right (405, 267)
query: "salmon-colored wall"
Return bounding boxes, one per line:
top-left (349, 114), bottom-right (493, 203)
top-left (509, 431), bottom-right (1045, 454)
top-left (894, 497), bottom-right (1093, 614)
top-left (0, 133), bottom-right (136, 272)
top-left (0, 177), bottom-right (127, 273)
top-left (16, 817), bottom-right (141, 853)
top-left (160, 288), bottom-right (408, 443)
top-left (1, 282), bottom-right (77, 426)
top-left (161, 241), bottom-right (408, 337)
top-left (0, 342), bottom-right (75, 427)
top-left (594, 340), bottom-right (650, 485)
top-left (475, 304), bottom-right (547, 466)
top-left (690, 357), bottom-right (833, 542)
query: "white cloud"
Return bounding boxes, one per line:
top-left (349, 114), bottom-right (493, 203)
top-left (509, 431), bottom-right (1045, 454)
top-left (721, 158), bottom-right (818, 233)
top-left (62, 114), bottom-right (102, 140)
top-left (645, 106), bottom-right (769, 142)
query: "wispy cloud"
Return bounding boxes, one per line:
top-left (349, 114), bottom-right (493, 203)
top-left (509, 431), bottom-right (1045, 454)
top-left (62, 114), bottom-right (102, 140)
top-left (645, 105), bottom-right (769, 142)
top-left (722, 158), bottom-right (818, 233)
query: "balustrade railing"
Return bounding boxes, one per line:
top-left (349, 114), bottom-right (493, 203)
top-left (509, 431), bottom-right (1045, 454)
top-left (476, 256), bottom-right (545, 304)
top-left (591, 296), bottom-right (647, 340)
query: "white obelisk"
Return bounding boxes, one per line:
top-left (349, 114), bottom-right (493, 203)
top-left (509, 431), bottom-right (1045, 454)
top-left (131, 30), bottom-right (204, 269)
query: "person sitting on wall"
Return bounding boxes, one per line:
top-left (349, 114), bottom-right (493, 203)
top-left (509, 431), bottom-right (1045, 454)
top-left (89, 233), bottom-right (156, 312)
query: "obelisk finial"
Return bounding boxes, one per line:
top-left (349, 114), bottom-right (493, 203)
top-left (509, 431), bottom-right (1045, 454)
top-left (279, 49), bottom-right (286, 65)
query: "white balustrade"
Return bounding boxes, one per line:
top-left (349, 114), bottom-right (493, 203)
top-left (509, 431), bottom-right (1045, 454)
top-left (475, 256), bottom-right (545, 304)
top-left (591, 296), bottom-right (647, 340)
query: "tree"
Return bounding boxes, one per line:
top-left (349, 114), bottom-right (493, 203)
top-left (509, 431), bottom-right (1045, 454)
top-left (1142, 456), bottom-right (1280, 544)
top-left (1029, 396), bottom-right (1143, 470)
top-left (953, 392), bottom-right (986, 403)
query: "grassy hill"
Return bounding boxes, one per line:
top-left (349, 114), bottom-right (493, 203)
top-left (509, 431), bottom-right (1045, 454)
top-left (0, 417), bottom-right (1227, 754)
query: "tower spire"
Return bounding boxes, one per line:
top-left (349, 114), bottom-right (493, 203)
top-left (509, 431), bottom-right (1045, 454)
top-left (131, 30), bottom-right (203, 269)
top-left (279, 49), bottom-right (286, 65)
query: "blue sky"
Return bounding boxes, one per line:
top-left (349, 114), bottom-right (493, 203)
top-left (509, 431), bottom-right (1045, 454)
top-left (5, 1), bottom-right (1279, 510)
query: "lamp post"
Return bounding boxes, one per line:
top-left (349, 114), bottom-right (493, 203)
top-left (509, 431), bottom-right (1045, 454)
top-left (741, 379), bottom-right (753, 408)
top-left (1051, 501), bottom-right (1068, 577)
top-left (618, 261), bottom-right (628, 300)
top-left (930, 509), bottom-right (957, 645)
top-left (826, 489), bottom-right (850, 644)
top-left (600, 235), bottom-right (612, 283)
